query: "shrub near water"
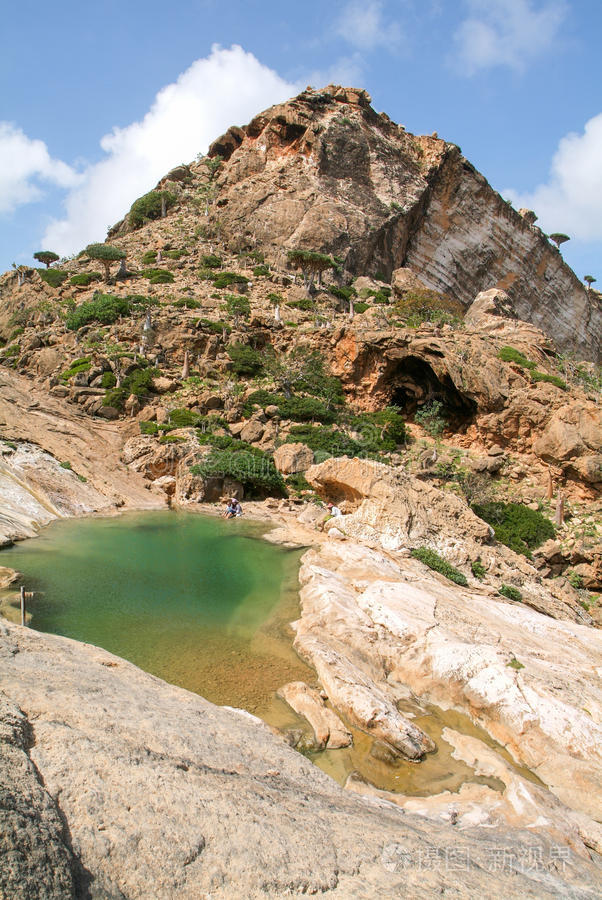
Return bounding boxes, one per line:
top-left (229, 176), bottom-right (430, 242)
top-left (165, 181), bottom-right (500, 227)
top-left (472, 501), bottom-right (554, 558)
top-left (190, 449), bottom-right (285, 497)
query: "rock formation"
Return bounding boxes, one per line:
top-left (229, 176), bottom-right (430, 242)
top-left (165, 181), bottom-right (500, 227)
top-left (200, 86), bottom-right (599, 361)
top-left (2, 619), bottom-right (601, 899)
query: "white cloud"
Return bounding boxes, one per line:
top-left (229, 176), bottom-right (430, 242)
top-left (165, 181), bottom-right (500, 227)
top-left (0, 123), bottom-right (80, 215)
top-left (453, 0), bottom-right (567, 74)
top-left (506, 113), bottom-right (602, 242)
top-left (335, 0), bottom-right (402, 51)
top-left (43, 45), bottom-right (296, 256)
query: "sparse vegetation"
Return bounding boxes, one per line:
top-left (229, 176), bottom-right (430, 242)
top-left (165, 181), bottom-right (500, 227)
top-left (395, 289), bottom-right (463, 328)
top-left (507, 657), bottom-right (525, 670)
top-left (471, 559), bottom-right (486, 580)
top-left (414, 400), bottom-right (447, 436)
top-left (497, 346), bottom-right (537, 370)
top-left (499, 584), bottom-right (523, 602)
top-left (410, 547), bottom-right (468, 586)
top-left (60, 358), bottom-right (91, 382)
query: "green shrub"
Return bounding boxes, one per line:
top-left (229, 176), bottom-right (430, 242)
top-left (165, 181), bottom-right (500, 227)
top-left (70, 272), bottom-right (101, 286)
top-left (37, 268), bottom-right (68, 288)
top-left (201, 254), bottom-right (222, 268)
top-left (350, 407), bottom-right (406, 451)
top-left (471, 559), bottom-right (487, 580)
top-left (223, 294), bottom-right (250, 321)
top-left (286, 298), bottom-right (315, 311)
top-left (354, 302), bottom-right (369, 314)
top-left (140, 421), bottom-right (159, 435)
top-left (227, 343), bottom-right (264, 377)
top-left (173, 297), bottom-right (201, 309)
top-left (103, 388), bottom-right (127, 410)
top-left (59, 461), bottom-right (72, 470)
top-left (531, 371), bottom-right (567, 390)
top-left (10, 327), bottom-right (24, 340)
top-left (66, 294), bottom-right (130, 330)
top-left (472, 501), bottom-right (554, 558)
top-left (329, 285), bottom-right (357, 302)
top-left (286, 425), bottom-right (363, 457)
top-left (60, 358), bottom-right (91, 382)
top-left (141, 250), bottom-right (160, 265)
top-left (124, 367), bottom-right (157, 398)
top-left (142, 268), bottom-right (174, 284)
top-left (567, 571), bottom-right (584, 590)
top-left (190, 449), bottom-right (285, 497)
top-left (2, 344), bottom-right (20, 358)
top-left (213, 272), bottom-right (249, 289)
top-left (98, 372), bottom-right (115, 389)
top-left (497, 346), bottom-right (537, 371)
top-left (129, 190), bottom-right (176, 228)
top-left (279, 396), bottom-right (337, 424)
top-left (164, 249), bottom-right (187, 260)
top-left (285, 473), bottom-right (312, 494)
top-left (507, 657), bottom-right (525, 670)
top-left (499, 584), bottom-right (523, 602)
top-left (159, 434), bottom-right (187, 444)
top-left (414, 400), bottom-right (447, 436)
top-left (410, 547), bottom-right (468, 586)
top-left (252, 265), bottom-right (270, 277)
top-left (196, 318), bottom-right (231, 334)
top-left (168, 408), bottom-right (206, 428)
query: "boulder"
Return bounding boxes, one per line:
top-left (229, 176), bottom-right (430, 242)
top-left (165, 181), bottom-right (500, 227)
top-left (391, 267), bottom-right (429, 297)
top-left (240, 418), bottom-right (264, 444)
top-left (464, 288), bottom-right (516, 326)
top-left (276, 682), bottom-right (352, 749)
top-left (273, 442), bottom-right (314, 474)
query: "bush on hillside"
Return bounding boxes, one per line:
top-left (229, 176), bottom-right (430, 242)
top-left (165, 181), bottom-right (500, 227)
top-left (129, 190), bottom-right (176, 228)
top-left (213, 272), bottom-right (249, 289)
top-left (472, 501), bottom-right (555, 559)
top-left (70, 272), bottom-right (102, 286)
top-left (395, 289), bottom-right (463, 327)
top-left (227, 343), bottom-right (264, 377)
top-left (410, 547), bottom-right (468, 586)
top-left (190, 449), bottom-right (285, 497)
top-left (142, 268), bottom-right (174, 284)
top-left (37, 268), bottom-right (68, 288)
top-left (66, 294), bottom-right (130, 330)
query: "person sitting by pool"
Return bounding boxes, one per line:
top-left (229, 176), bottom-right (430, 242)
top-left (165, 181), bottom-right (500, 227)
top-left (319, 501), bottom-right (342, 530)
top-left (224, 497), bottom-right (243, 519)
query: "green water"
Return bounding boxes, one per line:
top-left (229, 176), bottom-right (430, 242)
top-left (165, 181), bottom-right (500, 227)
top-left (0, 510), bottom-right (312, 718)
top-left (1, 510), bottom-right (541, 796)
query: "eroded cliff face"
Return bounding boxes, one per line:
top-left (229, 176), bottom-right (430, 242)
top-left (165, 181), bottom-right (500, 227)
top-left (202, 85), bottom-right (599, 361)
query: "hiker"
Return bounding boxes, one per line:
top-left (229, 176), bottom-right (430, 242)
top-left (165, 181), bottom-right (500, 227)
top-left (224, 497), bottom-right (243, 519)
top-left (319, 501), bottom-right (342, 530)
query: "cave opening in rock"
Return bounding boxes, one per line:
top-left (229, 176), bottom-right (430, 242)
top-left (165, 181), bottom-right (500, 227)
top-left (386, 356), bottom-right (477, 430)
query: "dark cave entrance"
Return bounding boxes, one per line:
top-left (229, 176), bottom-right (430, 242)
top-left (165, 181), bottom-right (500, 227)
top-left (386, 356), bottom-right (477, 431)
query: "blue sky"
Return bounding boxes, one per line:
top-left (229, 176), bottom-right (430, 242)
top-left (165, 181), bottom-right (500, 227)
top-left (1, 0), bottom-right (600, 284)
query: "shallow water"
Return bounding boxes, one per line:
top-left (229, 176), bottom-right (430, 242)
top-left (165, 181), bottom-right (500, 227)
top-left (1, 510), bottom-right (539, 795)
top-left (1, 510), bottom-right (312, 719)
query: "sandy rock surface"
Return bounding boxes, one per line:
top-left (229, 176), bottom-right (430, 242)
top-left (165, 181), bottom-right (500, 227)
top-left (2, 620), bottom-right (601, 899)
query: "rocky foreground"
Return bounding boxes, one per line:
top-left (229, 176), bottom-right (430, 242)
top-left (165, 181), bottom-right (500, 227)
top-left (2, 619), bottom-right (602, 900)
